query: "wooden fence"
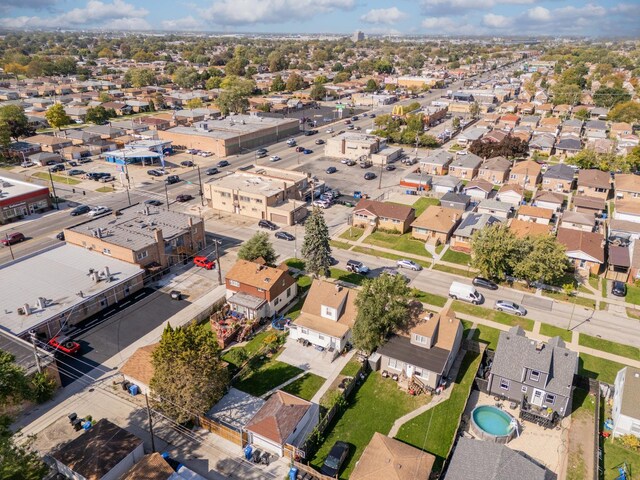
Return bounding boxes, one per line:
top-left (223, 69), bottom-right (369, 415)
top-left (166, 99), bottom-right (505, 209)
top-left (198, 415), bottom-right (247, 446)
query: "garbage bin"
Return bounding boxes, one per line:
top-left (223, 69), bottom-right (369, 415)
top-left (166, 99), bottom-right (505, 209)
top-left (244, 445), bottom-right (253, 461)
top-left (288, 467), bottom-right (298, 480)
top-left (128, 384), bottom-right (139, 396)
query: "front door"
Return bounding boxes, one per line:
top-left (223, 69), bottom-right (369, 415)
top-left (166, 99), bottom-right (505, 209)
top-left (532, 388), bottom-right (544, 406)
top-left (406, 365), bottom-right (414, 378)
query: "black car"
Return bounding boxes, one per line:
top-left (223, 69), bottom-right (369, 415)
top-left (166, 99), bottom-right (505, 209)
top-left (165, 175), bottom-right (180, 185)
top-left (472, 277), bottom-right (499, 290)
top-left (256, 148), bottom-right (268, 155)
top-left (70, 205), bottom-right (91, 216)
top-left (275, 231), bottom-right (295, 241)
top-left (144, 199), bottom-right (163, 206)
top-left (147, 169), bottom-right (164, 177)
top-left (385, 164), bottom-right (396, 171)
top-left (612, 280), bottom-right (627, 297)
top-left (326, 166), bottom-right (337, 174)
top-left (176, 194), bottom-right (193, 202)
top-left (217, 160), bottom-right (230, 168)
top-left (205, 167), bottom-right (219, 175)
top-left (364, 172), bottom-right (376, 180)
top-left (49, 164), bottom-right (65, 172)
top-left (56, 231), bottom-right (65, 241)
top-left (320, 441), bottom-right (349, 477)
top-left (258, 219), bottom-right (278, 230)
top-left (180, 160), bottom-right (194, 167)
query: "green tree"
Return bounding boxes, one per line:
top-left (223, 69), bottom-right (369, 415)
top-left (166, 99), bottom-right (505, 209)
top-left (225, 56), bottom-right (248, 77)
top-left (267, 51), bottom-right (287, 73)
top-left (470, 223), bottom-right (519, 280)
top-left (301, 207), bottom-right (332, 277)
top-left (374, 58), bottom-right (393, 74)
top-left (0, 121), bottom-right (11, 149)
top-left (173, 66), bottom-right (200, 89)
top-left (0, 419), bottom-right (49, 480)
top-left (551, 83), bottom-right (582, 105)
top-left (608, 101), bottom-right (640, 123)
top-left (452, 116), bottom-right (461, 129)
top-left (469, 101), bottom-right (481, 119)
top-left (206, 76), bottom-right (223, 89)
top-left (513, 236), bottom-right (569, 287)
top-left (185, 98), bottom-right (203, 110)
top-left (594, 86), bottom-right (631, 108)
top-left (573, 107), bottom-right (590, 121)
top-left (285, 73), bottom-right (306, 91)
top-left (314, 75), bottom-right (328, 84)
top-left (124, 67), bottom-right (156, 88)
top-left (44, 104), bottom-right (71, 131)
top-left (237, 232), bottom-right (278, 266)
top-left (351, 274), bottom-right (410, 354)
top-left (85, 106), bottom-right (111, 125)
top-left (150, 323), bottom-right (228, 424)
top-left (0, 105), bottom-right (33, 141)
top-left (98, 91), bottom-right (111, 103)
top-left (365, 79), bottom-right (378, 92)
top-left (568, 148), bottom-right (599, 169)
top-left (0, 351), bottom-right (31, 405)
top-left (333, 71), bottom-right (350, 84)
top-left (271, 74), bottom-right (286, 92)
top-left (310, 83), bottom-right (327, 101)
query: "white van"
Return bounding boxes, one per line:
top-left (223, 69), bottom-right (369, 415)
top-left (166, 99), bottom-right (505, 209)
top-left (449, 281), bottom-right (483, 305)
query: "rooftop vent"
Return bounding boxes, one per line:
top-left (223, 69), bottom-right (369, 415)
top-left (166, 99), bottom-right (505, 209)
top-left (535, 341), bottom-right (545, 352)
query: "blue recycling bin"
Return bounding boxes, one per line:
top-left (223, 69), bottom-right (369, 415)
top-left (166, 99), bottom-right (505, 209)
top-left (83, 421), bottom-right (92, 431)
top-left (289, 467), bottom-right (298, 480)
top-left (128, 384), bottom-right (139, 396)
top-left (244, 445), bottom-right (253, 460)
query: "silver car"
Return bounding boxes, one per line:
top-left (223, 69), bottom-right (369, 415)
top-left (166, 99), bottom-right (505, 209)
top-left (495, 300), bottom-right (527, 316)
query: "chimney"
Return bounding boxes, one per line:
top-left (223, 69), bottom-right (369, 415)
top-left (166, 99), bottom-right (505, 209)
top-left (335, 284), bottom-right (342, 292)
top-left (103, 266), bottom-right (110, 278)
top-left (23, 303), bottom-right (30, 316)
top-left (36, 297), bottom-right (47, 309)
top-left (535, 341), bottom-right (545, 352)
top-left (188, 217), bottom-right (193, 228)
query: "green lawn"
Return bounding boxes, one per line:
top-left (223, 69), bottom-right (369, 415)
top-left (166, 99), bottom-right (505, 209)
top-left (626, 284), bottom-right (640, 306)
top-left (96, 186), bottom-right (116, 193)
top-left (286, 276), bottom-right (312, 320)
top-left (411, 289), bottom-right (448, 308)
top-left (451, 301), bottom-right (534, 331)
top-left (330, 240), bottom-right (352, 250)
top-left (340, 360), bottom-right (362, 377)
top-left (339, 227), bottom-right (365, 241)
top-left (601, 278), bottom-right (608, 298)
top-left (435, 244), bottom-right (445, 255)
top-left (281, 373), bottom-right (326, 401)
top-left (539, 323), bottom-right (573, 343)
top-left (542, 290), bottom-right (596, 309)
top-left (351, 246), bottom-right (431, 267)
top-left (412, 197), bottom-right (441, 216)
top-left (441, 249), bottom-right (472, 266)
top-left (472, 325), bottom-right (502, 350)
top-left (310, 373), bottom-right (429, 479)
top-left (234, 355), bottom-right (304, 397)
top-left (432, 264), bottom-right (475, 278)
top-left (588, 276), bottom-right (599, 290)
top-left (330, 268), bottom-right (368, 286)
top-left (599, 301), bottom-right (608, 311)
top-left (578, 334), bottom-right (640, 362)
top-left (32, 171), bottom-right (81, 185)
top-left (602, 437), bottom-right (640, 480)
top-left (396, 352), bottom-right (481, 473)
top-left (285, 258), bottom-right (306, 270)
top-left (363, 231), bottom-right (432, 258)
top-left (578, 353), bottom-right (626, 385)
top-left (221, 330), bottom-right (275, 370)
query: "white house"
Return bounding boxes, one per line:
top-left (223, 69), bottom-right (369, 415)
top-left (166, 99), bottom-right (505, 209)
top-left (615, 200), bottom-right (640, 224)
top-left (612, 367), bottom-right (640, 438)
top-left (288, 279), bottom-right (357, 351)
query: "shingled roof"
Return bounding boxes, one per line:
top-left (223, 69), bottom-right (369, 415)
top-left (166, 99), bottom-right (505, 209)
top-left (245, 391), bottom-right (311, 444)
top-left (354, 199), bottom-right (415, 221)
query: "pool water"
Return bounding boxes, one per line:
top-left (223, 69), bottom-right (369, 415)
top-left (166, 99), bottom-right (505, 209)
top-left (472, 405), bottom-right (514, 436)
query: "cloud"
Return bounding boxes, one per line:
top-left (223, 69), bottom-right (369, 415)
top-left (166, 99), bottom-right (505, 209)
top-left (201, 0), bottom-right (355, 25)
top-left (482, 13), bottom-right (511, 28)
top-left (526, 6), bottom-right (551, 21)
top-left (421, 0), bottom-right (536, 15)
top-left (360, 7), bottom-right (407, 25)
top-left (1, 0), bottom-right (56, 10)
top-left (421, 15), bottom-right (483, 35)
top-left (161, 15), bottom-right (205, 31)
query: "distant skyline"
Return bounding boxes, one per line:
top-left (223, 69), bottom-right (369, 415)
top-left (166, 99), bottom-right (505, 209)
top-left (0, 0), bottom-right (639, 37)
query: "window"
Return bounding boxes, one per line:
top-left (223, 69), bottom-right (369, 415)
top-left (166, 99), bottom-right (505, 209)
top-left (136, 251), bottom-right (148, 260)
top-left (500, 379), bottom-right (510, 390)
top-left (301, 328), bottom-right (309, 335)
top-left (388, 358), bottom-right (398, 369)
top-left (530, 370), bottom-right (540, 382)
top-left (102, 248), bottom-right (111, 255)
top-left (229, 280), bottom-right (240, 287)
top-left (545, 394), bottom-right (556, 405)
top-left (631, 422), bottom-right (640, 435)
top-left (521, 386), bottom-right (528, 393)
top-left (274, 298), bottom-right (280, 305)
top-left (239, 195), bottom-right (251, 202)
top-left (414, 334), bottom-right (427, 344)
top-left (219, 191), bottom-right (231, 198)
top-left (255, 198), bottom-right (263, 204)
top-left (287, 287), bottom-right (292, 297)
top-left (257, 288), bottom-right (264, 292)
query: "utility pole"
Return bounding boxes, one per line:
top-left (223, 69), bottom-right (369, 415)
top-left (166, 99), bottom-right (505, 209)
top-left (29, 331), bottom-right (42, 373)
top-left (5, 233), bottom-right (15, 260)
top-left (213, 240), bottom-right (222, 285)
top-left (164, 181), bottom-right (170, 211)
top-left (196, 166), bottom-right (204, 206)
top-left (145, 393), bottom-right (156, 453)
top-left (378, 160), bottom-right (383, 189)
top-left (48, 168), bottom-right (59, 210)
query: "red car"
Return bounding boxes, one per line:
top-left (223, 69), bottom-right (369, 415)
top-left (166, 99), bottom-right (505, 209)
top-left (194, 256), bottom-right (216, 270)
top-left (48, 336), bottom-right (81, 355)
top-left (1, 232), bottom-right (25, 245)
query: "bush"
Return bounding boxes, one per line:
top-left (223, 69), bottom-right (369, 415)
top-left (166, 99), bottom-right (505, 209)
top-left (621, 434), bottom-right (640, 450)
top-left (29, 372), bottom-right (56, 403)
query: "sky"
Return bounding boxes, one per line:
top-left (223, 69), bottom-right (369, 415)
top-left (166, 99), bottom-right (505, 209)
top-left (0, 0), bottom-right (639, 37)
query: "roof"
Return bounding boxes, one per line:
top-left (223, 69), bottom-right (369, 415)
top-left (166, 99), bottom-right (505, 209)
top-left (350, 432), bottom-right (435, 480)
top-left (479, 156), bottom-right (511, 172)
top-left (544, 164), bottom-right (575, 181)
top-left (534, 191), bottom-right (565, 205)
top-left (573, 195), bottom-right (605, 211)
top-left (578, 169), bottom-right (611, 189)
top-left (616, 200), bottom-right (640, 216)
top-left (615, 174), bottom-right (640, 193)
top-left (508, 219), bottom-right (551, 238)
top-left (492, 326), bottom-right (577, 398)
top-left (377, 335), bottom-right (451, 375)
top-left (422, 150), bottom-right (453, 166)
top-left (477, 199), bottom-right (512, 213)
top-left (161, 115), bottom-right (298, 140)
top-left (0, 175), bottom-right (49, 201)
top-left (450, 153), bottom-right (483, 169)
top-left (353, 199), bottom-right (415, 221)
top-left (294, 279), bottom-right (357, 338)
top-left (206, 387), bottom-right (265, 430)
top-left (431, 175), bottom-right (463, 188)
top-left (464, 178), bottom-right (494, 193)
top-left (618, 367), bottom-right (640, 419)
top-left (120, 453), bottom-right (174, 480)
top-left (454, 213), bottom-right (502, 239)
top-left (245, 391), bottom-right (311, 444)
top-left (518, 205), bottom-right (554, 219)
top-left (444, 437), bottom-right (548, 480)
top-left (119, 343), bottom-right (157, 387)
top-left (557, 227), bottom-right (605, 263)
top-left (609, 246), bottom-right (631, 268)
top-left (498, 183), bottom-right (524, 195)
top-left (511, 160), bottom-right (542, 176)
top-left (560, 211), bottom-right (595, 227)
top-left (226, 259), bottom-right (296, 293)
top-left (51, 419), bottom-right (143, 480)
top-left (440, 192), bottom-right (471, 208)
top-left (411, 206), bottom-right (461, 233)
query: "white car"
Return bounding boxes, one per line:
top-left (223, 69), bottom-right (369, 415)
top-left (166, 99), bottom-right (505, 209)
top-left (88, 206), bottom-right (111, 217)
top-left (326, 128), bottom-right (334, 133)
top-left (270, 155), bottom-right (281, 162)
top-left (396, 259), bottom-right (422, 271)
top-left (20, 161), bottom-right (35, 168)
top-left (312, 200), bottom-right (330, 209)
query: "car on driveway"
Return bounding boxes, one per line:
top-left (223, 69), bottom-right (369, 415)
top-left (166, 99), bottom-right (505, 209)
top-left (472, 277), bottom-right (498, 290)
top-left (320, 441), bottom-right (349, 477)
top-left (180, 160), bottom-right (194, 167)
top-left (275, 231), bottom-right (295, 241)
top-left (147, 169), bottom-right (164, 177)
top-left (48, 336), bottom-right (81, 355)
top-left (495, 300), bottom-right (527, 316)
top-left (396, 259), bottom-right (422, 271)
top-left (1, 232), bottom-right (25, 245)
top-left (194, 256), bottom-right (216, 270)
top-left (144, 199), bottom-right (163, 206)
top-left (70, 205), bottom-right (91, 216)
top-left (612, 281), bottom-right (627, 297)
top-left (270, 155), bottom-right (281, 162)
top-left (176, 194), bottom-right (193, 202)
top-left (364, 172), bottom-right (376, 180)
top-left (205, 167), bottom-right (219, 175)
top-left (217, 160), bottom-right (230, 168)
top-left (326, 166), bottom-right (337, 174)
top-left (258, 219), bottom-right (278, 230)
top-left (88, 206), bottom-right (111, 217)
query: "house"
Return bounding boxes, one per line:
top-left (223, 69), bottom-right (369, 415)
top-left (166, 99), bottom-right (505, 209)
top-left (553, 104), bottom-right (572, 117)
top-left (612, 367), bottom-right (640, 438)
top-left (508, 160), bottom-right (542, 190)
top-left (376, 309), bottom-right (463, 390)
top-left (517, 205), bottom-right (554, 225)
top-left (554, 136), bottom-right (582, 157)
top-left (589, 107), bottom-right (609, 120)
top-left (557, 227), bottom-right (605, 276)
top-left (477, 199), bottom-right (512, 219)
top-left (561, 118), bottom-right (584, 135)
top-left (463, 178), bottom-right (494, 200)
top-left (585, 120), bottom-right (608, 139)
top-left (350, 432), bottom-right (435, 480)
top-left (476, 156), bottom-right (512, 185)
top-left (508, 219), bottom-right (551, 238)
top-left (119, 343), bottom-right (157, 395)
top-left (450, 213), bottom-right (502, 252)
top-left (607, 245), bottom-right (631, 282)
top-left (29, 151), bottom-right (62, 166)
top-left (120, 453), bottom-right (175, 480)
top-left (457, 128), bottom-right (487, 146)
top-left (559, 211), bottom-right (596, 232)
top-left (541, 164), bottom-right (575, 193)
top-left (352, 200), bottom-right (416, 234)
top-left (225, 259), bottom-right (297, 321)
top-left (444, 438), bottom-right (549, 480)
top-left (51, 419), bottom-right (144, 480)
top-left (577, 169), bottom-right (611, 200)
top-left (534, 191), bottom-right (566, 212)
top-left (615, 200), bottom-right (640, 224)
top-left (288, 279), bottom-right (357, 351)
top-left (244, 390), bottom-right (318, 457)
top-left (431, 175), bottom-right (463, 194)
top-left (488, 326), bottom-right (578, 418)
top-left (496, 184), bottom-right (524, 206)
top-left (447, 153), bottom-right (483, 180)
top-left (615, 174), bottom-right (640, 203)
top-left (420, 150), bottom-right (453, 175)
top-left (411, 206), bottom-right (461, 245)
top-left (611, 122), bottom-right (633, 139)
top-left (573, 195), bottom-right (605, 216)
top-left (440, 192), bottom-right (471, 211)
top-left (482, 129), bottom-right (509, 144)
top-left (528, 133), bottom-right (556, 155)
top-left (520, 115), bottom-right (541, 128)
top-left (24, 134), bottom-right (73, 153)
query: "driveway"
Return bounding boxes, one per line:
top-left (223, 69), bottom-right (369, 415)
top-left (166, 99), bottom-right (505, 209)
top-left (278, 337), bottom-right (350, 379)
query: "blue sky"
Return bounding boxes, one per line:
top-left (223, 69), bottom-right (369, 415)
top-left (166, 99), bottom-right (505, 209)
top-left (1, 0), bottom-right (638, 36)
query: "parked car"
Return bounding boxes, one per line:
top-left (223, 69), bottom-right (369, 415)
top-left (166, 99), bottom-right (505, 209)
top-left (165, 175), bottom-right (180, 185)
top-left (144, 199), bottom-right (163, 206)
top-left (1, 232), bottom-right (25, 245)
top-left (20, 161), bottom-right (35, 168)
top-left (385, 164), bottom-right (396, 171)
top-left (180, 160), bottom-right (194, 167)
top-left (258, 219), bottom-right (278, 230)
top-left (364, 172), bottom-right (376, 180)
top-left (326, 166), bottom-right (337, 174)
top-left (49, 164), bottom-right (65, 172)
top-left (326, 128), bottom-right (334, 133)
top-left (70, 205), bottom-right (91, 216)
top-left (170, 290), bottom-right (182, 300)
top-left (472, 277), bottom-right (498, 290)
top-left (269, 155), bottom-right (281, 162)
top-left (205, 167), bottom-right (219, 175)
top-left (344, 120), bottom-right (351, 125)
top-left (67, 169), bottom-right (85, 176)
top-left (345, 159), bottom-right (356, 166)
top-left (612, 281), bottom-right (627, 297)
top-left (147, 169), bottom-right (164, 177)
top-left (449, 282), bottom-right (483, 304)
top-left (396, 259), bottom-right (422, 271)
top-left (193, 256), bottom-right (216, 270)
top-left (347, 124), bottom-right (355, 130)
top-left (346, 260), bottom-right (369, 274)
top-left (48, 336), bottom-right (81, 355)
top-left (176, 194), bottom-right (193, 202)
top-left (87, 206), bottom-right (111, 217)
top-left (495, 300), bottom-right (527, 316)
top-left (275, 231), bottom-right (295, 241)
top-left (99, 175), bottom-right (114, 183)
top-left (312, 200), bottom-right (330, 209)
top-left (320, 441), bottom-right (349, 477)
top-left (315, 139), bottom-right (325, 145)
top-left (217, 160), bottom-right (230, 168)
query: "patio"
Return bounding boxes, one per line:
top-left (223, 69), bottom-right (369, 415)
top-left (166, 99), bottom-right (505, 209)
top-left (461, 390), bottom-right (570, 475)
top-left (278, 336), bottom-right (352, 379)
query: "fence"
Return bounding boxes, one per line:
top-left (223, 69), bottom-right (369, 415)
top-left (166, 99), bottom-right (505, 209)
top-left (594, 384), bottom-right (602, 480)
top-left (198, 415), bottom-right (248, 446)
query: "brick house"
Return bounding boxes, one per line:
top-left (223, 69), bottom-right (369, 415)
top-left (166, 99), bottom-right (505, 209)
top-left (477, 156), bottom-right (512, 185)
top-left (447, 153), bottom-right (483, 180)
top-left (411, 206), bottom-right (461, 245)
top-left (556, 227), bottom-right (605, 276)
top-left (508, 160), bottom-right (542, 190)
top-left (576, 169), bottom-right (611, 200)
top-left (541, 164), bottom-right (575, 193)
top-left (352, 199), bottom-right (416, 234)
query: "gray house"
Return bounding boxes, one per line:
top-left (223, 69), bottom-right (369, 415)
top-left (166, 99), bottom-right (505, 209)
top-left (440, 192), bottom-right (471, 211)
top-left (542, 164), bottom-right (576, 193)
top-left (488, 326), bottom-right (578, 419)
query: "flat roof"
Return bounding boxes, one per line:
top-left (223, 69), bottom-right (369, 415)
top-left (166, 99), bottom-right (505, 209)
top-left (206, 171), bottom-right (292, 196)
top-left (0, 175), bottom-right (49, 200)
top-left (0, 244), bottom-right (143, 336)
top-left (0, 330), bottom-right (55, 374)
top-left (67, 205), bottom-right (201, 251)
top-left (206, 387), bottom-right (265, 430)
top-left (164, 115), bottom-right (298, 139)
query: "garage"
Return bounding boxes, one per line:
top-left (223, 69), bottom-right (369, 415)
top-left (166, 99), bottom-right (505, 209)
top-left (269, 213), bottom-right (288, 225)
top-left (249, 433), bottom-right (284, 456)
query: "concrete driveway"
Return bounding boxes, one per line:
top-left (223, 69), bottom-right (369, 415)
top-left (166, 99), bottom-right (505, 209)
top-left (278, 337), bottom-right (350, 379)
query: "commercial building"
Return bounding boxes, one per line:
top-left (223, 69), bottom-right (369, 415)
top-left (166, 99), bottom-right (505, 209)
top-left (352, 30), bottom-right (365, 42)
top-left (325, 132), bottom-right (402, 164)
top-left (0, 175), bottom-right (52, 225)
top-left (203, 166), bottom-right (309, 225)
top-left (64, 205), bottom-right (205, 272)
top-left (157, 115), bottom-right (299, 157)
top-left (0, 244), bottom-right (144, 338)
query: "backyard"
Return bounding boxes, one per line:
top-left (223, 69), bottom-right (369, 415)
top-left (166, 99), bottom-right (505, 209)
top-left (566, 388), bottom-right (596, 480)
top-left (451, 300), bottom-right (534, 331)
top-left (471, 324), bottom-right (502, 350)
top-left (578, 353), bottom-right (626, 385)
top-left (411, 197), bottom-right (441, 216)
top-left (281, 373), bottom-right (326, 401)
top-left (233, 353), bottom-right (304, 397)
top-left (363, 231), bottom-right (433, 258)
top-left (602, 401), bottom-right (640, 480)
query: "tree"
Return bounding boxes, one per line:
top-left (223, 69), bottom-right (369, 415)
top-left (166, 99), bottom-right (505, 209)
top-left (0, 419), bottom-right (49, 480)
top-left (469, 101), bottom-right (481, 119)
top-left (374, 58), bottom-right (393, 74)
top-left (0, 351), bottom-right (31, 406)
top-left (365, 79), bottom-right (378, 92)
top-left (85, 106), bottom-right (111, 125)
top-left (237, 232), bottom-right (278, 266)
top-left (44, 104), bottom-right (71, 131)
top-left (568, 148), bottom-right (599, 169)
top-left (151, 323), bottom-right (228, 424)
top-left (573, 107), bottom-right (590, 121)
top-left (452, 116), bottom-right (460, 129)
top-left (173, 66), bottom-right (200, 89)
top-left (285, 73), bottom-right (306, 92)
top-left (333, 71), bottom-right (350, 84)
top-left (551, 83), bottom-right (582, 105)
top-left (594, 86), bottom-right (631, 108)
top-left (351, 274), bottom-right (410, 354)
top-left (206, 76), bottom-right (223, 89)
top-left (271, 74), bottom-right (286, 92)
top-left (310, 83), bottom-right (327, 101)
top-left (523, 80), bottom-right (537, 98)
top-left (469, 136), bottom-right (528, 159)
top-left (0, 122), bottom-right (11, 149)
top-left (470, 223), bottom-right (519, 280)
top-left (185, 98), bottom-right (203, 110)
top-left (98, 91), bottom-right (111, 103)
top-left (225, 56), bottom-right (248, 77)
top-left (608, 101), bottom-right (640, 123)
top-left (513, 236), bottom-right (569, 287)
top-left (267, 51), bottom-right (287, 73)
top-left (124, 67), bottom-right (156, 88)
top-left (0, 105), bottom-right (33, 142)
top-left (301, 207), bottom-right (332, 277)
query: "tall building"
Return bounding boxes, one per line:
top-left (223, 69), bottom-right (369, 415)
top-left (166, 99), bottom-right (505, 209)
top-left (352, 30), bottom-right (365, 42)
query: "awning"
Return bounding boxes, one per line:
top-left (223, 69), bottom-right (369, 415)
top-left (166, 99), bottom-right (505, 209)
top-left (227, 292), bottom-right (266, 311)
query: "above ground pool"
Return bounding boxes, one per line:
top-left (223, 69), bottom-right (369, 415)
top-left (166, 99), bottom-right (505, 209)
top-left (471, 405), bottom-right (517, 444)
